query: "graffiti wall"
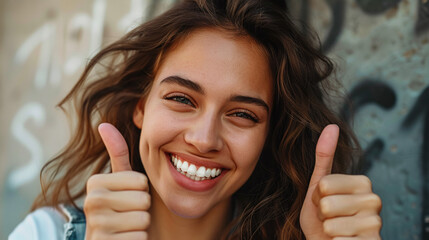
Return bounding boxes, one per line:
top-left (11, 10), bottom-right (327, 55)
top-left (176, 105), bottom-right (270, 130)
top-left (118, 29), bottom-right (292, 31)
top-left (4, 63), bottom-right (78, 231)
top-left (285, 1), bottom-right (428, 239)
top-left (0, 0), bottom-right (176, 237)
top-left (0, 0), bottom-right (427, 239)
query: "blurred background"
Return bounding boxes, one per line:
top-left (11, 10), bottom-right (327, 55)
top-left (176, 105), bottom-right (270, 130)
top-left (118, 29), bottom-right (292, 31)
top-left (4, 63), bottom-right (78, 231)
top-left (0, 0), bottom-right (428, 239)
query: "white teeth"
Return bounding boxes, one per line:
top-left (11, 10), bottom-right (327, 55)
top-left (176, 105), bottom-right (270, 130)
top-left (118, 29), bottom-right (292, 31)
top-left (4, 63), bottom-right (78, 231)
top-left (170, 155), bottom-right (223, 182)
top-left (196, 166), bottom-right (206, 177)
top-left (180, 161), bottom-right (189, 172)
top-left (187, 164), bottom-right (197, 176)
top-left (205, 169), bottom-right (211, 178)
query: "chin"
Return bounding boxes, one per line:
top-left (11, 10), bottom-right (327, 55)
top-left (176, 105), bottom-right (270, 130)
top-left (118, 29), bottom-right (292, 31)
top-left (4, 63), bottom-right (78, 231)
top-left (164, 195), bottom-right (213, 219)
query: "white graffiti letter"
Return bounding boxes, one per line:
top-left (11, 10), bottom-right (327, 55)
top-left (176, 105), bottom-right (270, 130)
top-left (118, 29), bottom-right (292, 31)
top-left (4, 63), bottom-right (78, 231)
top-left (118, 0), bottom-right (147, 32)
top-left (7, 102), bottom-right (46, 189)
top-left (14, 23), bottom-right (55, 89)
top-left (64, 0), bottom-right (106, 75)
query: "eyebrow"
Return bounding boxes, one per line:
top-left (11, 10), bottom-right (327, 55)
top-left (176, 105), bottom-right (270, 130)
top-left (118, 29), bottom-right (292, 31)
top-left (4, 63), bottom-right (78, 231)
top-left (230, 95), bottom-right (270, 113)
top-left (160, 76), bottom-right (205, 94)
top-left (160, 75), bottom-right (269, 113)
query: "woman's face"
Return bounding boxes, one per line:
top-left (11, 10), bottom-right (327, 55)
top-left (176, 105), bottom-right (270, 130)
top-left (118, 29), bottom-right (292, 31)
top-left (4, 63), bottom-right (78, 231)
top-left (133, 28), bottom-right (273, 218)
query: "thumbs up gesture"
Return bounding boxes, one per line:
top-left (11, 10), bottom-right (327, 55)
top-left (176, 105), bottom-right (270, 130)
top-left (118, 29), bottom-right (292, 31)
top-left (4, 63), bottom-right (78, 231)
top-left (84, 123), bottom-right (151, 239)
top-left (300, 125), bottom-right (382, 239)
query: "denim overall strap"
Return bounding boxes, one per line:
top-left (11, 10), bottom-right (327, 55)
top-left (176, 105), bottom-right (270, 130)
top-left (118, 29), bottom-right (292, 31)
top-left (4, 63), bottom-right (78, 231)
top-left (61, 205), bottom-right (87, 240)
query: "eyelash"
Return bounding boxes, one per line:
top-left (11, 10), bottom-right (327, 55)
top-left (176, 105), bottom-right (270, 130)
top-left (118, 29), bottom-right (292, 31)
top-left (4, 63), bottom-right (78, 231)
top-left (230, 111), bottom-right (259, 123)
top-left (164, 94), bottom-right (196, 107)
top-left (164, 94), bottom-right (259, 123)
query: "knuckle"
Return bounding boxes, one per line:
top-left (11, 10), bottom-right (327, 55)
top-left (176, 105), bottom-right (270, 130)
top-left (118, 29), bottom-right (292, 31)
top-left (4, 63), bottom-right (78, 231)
top-left (318, 177), bottom-right (330, 195)
top-left (357, 175), bottom-right (372, 190)
top-left (140, 212), bottom-right (151, 228)
top-left (116, 148), bottom-right (129, 158)
top-left (368, 194), bottom-right (382, 209)
top-left (371, 215), bottom-right (382, 230)
top-left (319, 197), bottom-right (332, 216)
top-left (139, 174), bottom-right (149, 187)
top-left (322, 220), bottom-right (335, 237)
top-left (140, 192), bottom-right (151, 209)
top-left (85, 190), bottom-right (108, 211)
top-left (83, 199), bottom-right (92, 213)
top-left (130, 173), bottom-right (148, 189)
top-left (88, 215), bottom-right (108, 230)
top-left (91, 191), bottom-right (107, 204)
top-left (316, 151), bottom-right (332, 159)
top-left (86, 174), bottom-right (103, 190)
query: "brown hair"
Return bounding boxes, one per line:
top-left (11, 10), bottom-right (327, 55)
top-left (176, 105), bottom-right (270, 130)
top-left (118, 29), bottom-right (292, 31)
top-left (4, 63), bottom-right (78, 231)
top-left (32, 0), bottom-right (358, 239)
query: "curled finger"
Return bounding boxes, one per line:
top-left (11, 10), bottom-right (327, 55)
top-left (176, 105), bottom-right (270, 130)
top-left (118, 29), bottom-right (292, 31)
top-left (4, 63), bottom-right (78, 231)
top-left (113, 211), bottom-right (151, 232)
top-left (323, 214), bottom-right (382, 237)
top-left (108, 191), bottom-right (151, 212)
top-left (318, 193), bottom-right (382, 220)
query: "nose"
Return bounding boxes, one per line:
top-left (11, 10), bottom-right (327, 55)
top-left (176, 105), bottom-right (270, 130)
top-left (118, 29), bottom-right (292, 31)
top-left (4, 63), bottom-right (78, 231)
top-left (184, 112), bottom-right (224, 154)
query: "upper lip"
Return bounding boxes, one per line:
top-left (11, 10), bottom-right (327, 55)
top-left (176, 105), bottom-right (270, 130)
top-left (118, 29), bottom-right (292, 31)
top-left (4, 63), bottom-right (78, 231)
top-left (168, 152), bottom-right (228, 169)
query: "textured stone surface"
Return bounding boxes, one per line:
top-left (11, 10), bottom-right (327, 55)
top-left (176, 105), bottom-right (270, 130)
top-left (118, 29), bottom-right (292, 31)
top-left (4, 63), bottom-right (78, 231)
top-left (287, 0), bottom-right (428, 239)
top-left (1, 0), bottom-right (428, 239)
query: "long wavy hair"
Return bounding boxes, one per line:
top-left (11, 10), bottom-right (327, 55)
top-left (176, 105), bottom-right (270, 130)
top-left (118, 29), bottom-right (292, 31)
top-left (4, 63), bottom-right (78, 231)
top-left (32, 0), bottom-right (358, 239)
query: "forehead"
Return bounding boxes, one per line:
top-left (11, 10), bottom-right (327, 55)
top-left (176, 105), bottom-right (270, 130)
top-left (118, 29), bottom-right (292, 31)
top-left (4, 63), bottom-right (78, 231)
top-left (154, 28), bottom-right (273, 104)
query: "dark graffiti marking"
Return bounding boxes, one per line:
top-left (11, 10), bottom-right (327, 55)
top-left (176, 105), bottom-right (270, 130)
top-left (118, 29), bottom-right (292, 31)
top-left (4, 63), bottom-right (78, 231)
top-left (340, 80), bottom-right (397, 123)
top-left (355, 0), bottom-right (402, 14)
top-left (321, 0), bottom-right (345, 52)
top-left (401, 86), bottom-right (429, 239)
top-left (416, 0), bottom-right (429, 34)
top-left (288, 0), bottom-right (428, 53)
top-left (342, 82), bottom-right (429, 239)
top-left (284, 1), bottom-right (428, 236)
top-left (401, 87), bottom-right (429, 128)
top-left (355, 138), bottom-right (384, 174)
top-left (285, 0), bottom-right (345, 52)
top-left (340, 80), bottom-right (396, 174)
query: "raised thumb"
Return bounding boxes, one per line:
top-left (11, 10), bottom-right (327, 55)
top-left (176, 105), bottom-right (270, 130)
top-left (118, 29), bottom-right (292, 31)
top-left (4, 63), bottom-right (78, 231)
top-left (309, 124), bottom-right (339, 187)
top-left (98, 123), bottom-right (132, 172)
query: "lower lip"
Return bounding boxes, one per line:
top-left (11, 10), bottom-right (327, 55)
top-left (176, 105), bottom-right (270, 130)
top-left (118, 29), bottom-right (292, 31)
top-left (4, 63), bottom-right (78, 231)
top-left (166, 154), bottom-right (226, 192)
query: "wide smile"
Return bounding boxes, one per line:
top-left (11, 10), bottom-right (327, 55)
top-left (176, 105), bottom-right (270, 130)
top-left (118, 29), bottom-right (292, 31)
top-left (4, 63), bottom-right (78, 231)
top-left (166, 152), bottom-right (228, 192)
top-left (170, 154), bottom-right (222, 181)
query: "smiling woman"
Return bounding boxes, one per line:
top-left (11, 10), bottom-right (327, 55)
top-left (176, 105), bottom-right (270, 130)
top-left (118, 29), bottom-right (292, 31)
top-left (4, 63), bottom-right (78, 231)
top-left (133, 28), bottom-right (272, 222)
top-left (9, 0), bottom-right (382, 240)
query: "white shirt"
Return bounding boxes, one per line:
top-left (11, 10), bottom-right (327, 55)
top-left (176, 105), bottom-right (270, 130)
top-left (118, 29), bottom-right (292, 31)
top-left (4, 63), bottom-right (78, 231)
top-left (9, 207), bottom-right (67, 240)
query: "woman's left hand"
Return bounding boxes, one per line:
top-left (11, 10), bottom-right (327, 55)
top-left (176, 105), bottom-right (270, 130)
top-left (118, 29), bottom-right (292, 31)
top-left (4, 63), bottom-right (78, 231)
top-left (300, 125), bottom-right (382, 240)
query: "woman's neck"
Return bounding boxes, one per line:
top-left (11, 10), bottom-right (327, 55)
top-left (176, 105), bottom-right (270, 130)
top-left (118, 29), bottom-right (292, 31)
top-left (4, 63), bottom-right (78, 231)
top-left (148, 189), bottom-right (232, 240)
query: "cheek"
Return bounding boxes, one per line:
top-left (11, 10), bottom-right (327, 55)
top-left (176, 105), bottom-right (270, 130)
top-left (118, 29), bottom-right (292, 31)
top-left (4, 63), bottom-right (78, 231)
top-left (138, 108), bottom-right (184, 178)
top-left (229, 130), bottom-right (267, 176)
top-left (140, 114), bottom-right (175, 151)
top-left (139, 102), bottom-right (186, 157)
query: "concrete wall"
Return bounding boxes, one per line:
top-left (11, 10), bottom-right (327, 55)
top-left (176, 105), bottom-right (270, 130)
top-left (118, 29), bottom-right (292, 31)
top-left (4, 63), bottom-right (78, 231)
top-left (287, 1), bottom-right (428, 239)
top-left (1, 0), bottom-right (427, 239)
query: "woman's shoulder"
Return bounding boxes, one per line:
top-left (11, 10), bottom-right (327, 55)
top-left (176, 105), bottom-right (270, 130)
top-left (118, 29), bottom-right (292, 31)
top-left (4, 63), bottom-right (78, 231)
top-left (8, 206), bottom-right (69, 240)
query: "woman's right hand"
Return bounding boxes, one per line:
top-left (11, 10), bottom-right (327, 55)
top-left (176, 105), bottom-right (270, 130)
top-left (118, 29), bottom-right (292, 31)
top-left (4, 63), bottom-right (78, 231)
top-left (84, 123), bottom-right (151, 240)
